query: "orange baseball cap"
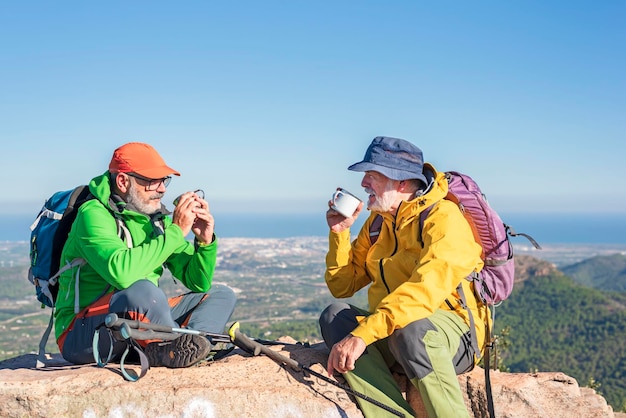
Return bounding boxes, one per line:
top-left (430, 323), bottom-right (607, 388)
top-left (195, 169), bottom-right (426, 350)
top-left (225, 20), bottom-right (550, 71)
top-left (109, 142), bottom-right (181, 178)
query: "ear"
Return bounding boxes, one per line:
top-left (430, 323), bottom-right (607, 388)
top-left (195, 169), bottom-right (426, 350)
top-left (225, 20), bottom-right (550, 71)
top-left (114, 173), bottom-right (131, 194)
top-left (397, 179), bottom-right (420, 195)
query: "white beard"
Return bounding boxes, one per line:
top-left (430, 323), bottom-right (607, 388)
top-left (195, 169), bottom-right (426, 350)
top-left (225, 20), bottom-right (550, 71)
top-left (366, 179), bottom-right (398, 213)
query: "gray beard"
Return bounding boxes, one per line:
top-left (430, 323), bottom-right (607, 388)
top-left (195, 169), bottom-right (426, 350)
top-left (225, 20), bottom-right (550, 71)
top-left (126, 183), bottom-right (162, 215)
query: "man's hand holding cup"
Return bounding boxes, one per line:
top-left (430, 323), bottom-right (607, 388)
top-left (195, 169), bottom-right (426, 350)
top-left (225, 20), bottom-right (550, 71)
top-left (327, 188), bottom-right (363, 233)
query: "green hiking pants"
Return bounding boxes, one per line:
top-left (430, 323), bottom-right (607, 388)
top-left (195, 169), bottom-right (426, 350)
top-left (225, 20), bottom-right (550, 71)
top-left (319, 303), bottom-right (475, 418)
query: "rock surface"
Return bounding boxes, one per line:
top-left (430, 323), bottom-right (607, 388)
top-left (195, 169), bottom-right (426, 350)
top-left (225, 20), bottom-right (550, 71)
top-left (0, 339), bottom-right (622, 418)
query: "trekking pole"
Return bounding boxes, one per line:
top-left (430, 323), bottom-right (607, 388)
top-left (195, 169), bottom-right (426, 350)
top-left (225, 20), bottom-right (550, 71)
top-left (104, 313), bottom-right (231, 344)
top-left (228, 322), bottom-right (406, 418)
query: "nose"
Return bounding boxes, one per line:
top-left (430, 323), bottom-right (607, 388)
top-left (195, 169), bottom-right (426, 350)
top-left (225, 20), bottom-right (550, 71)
top-left (156, 182), bottom-right (168, 193)
top-left (361, 174), bottom-right (369, 188)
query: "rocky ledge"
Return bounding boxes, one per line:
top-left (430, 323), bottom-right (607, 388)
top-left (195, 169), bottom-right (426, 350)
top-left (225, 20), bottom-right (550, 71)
top-left (0, 338), bottom-right (621, 418)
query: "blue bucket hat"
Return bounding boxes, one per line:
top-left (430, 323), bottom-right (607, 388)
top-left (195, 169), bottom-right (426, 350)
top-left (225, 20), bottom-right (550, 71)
top-left (348, 136), bottom-right (427, 184)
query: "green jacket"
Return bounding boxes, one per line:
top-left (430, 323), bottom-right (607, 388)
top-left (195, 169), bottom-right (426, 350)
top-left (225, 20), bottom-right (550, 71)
top-left (325, 164), bottom-right (489, 353)
top-left (54, 171), bottom-right (217, 339)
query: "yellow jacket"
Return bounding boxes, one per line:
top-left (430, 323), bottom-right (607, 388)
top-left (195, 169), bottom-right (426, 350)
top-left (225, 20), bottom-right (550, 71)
top-left (325, 164), bottom-right (489, 355)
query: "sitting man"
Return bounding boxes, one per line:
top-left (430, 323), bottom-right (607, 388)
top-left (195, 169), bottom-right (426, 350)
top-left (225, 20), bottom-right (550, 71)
top-left (319, 136), bottom-right (488, 417)
top-left (55, 142), bottom-right (236, 368)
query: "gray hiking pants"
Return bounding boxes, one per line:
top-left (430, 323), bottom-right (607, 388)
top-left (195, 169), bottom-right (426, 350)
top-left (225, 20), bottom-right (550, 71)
top-left (60, 280), bottom-right (236, 365)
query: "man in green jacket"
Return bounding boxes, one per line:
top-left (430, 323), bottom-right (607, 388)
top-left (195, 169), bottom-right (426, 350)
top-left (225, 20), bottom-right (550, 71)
top-left (55, 142), bottom-right (236, 368)
top-left (319, 136), bottom-right (487, 417)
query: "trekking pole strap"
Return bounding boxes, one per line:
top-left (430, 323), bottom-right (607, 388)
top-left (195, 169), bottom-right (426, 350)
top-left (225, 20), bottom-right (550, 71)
top-left (227, 322), bottom-right (406, 418)
top-left (92, 325), bottom-right (150, 382)
top-left (457, 284), bottom-right (481, 360)
top-left (93, 327), bottom-right (115, 368)
top-left (119, 339), bottom-right (150, 382)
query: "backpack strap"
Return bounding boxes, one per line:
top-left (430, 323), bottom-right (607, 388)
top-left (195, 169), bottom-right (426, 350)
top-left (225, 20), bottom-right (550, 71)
top-left (368, 215), bottom-right (384, 245)
top-left (417, 203), bottom-right (436, 246)
top-left (454, 278), bottom-right (481, 360)
top-left (457, 273), bottom-right (499, 418)
top-left (116, 217), bottom-right (133, 248)
top-left (36, 310), bottom-right (56, 368)
top-left (35, 257), bottom-right (87, 369)
top-left (506, 224), bottom-right (542, 250)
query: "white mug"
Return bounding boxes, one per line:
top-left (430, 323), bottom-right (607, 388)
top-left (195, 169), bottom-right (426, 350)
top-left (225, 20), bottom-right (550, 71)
top-left (331, 188), bottom-right (362, 218)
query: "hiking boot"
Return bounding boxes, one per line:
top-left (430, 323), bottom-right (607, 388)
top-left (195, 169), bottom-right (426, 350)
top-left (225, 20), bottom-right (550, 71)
top-left (144, 334), bottom-right (211, 368)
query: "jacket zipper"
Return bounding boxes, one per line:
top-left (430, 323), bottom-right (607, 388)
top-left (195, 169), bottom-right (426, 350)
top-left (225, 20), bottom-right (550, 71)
top-left (378, 208), bottom-right (401, 294)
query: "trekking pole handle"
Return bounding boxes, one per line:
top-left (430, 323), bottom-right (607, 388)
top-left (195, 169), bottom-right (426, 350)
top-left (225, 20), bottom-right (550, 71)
top-left (105, 313), bottom-right (124, 328)
top-left (228, 322), bottom-right (301, 371)
top-left (104, 313), bottom-right (231, 343)
top-left (115, 322), bottom-right (176, 342)
top-left (105, 313), bottom-right (190, 333)
top-left (119, 324), bottom-right (186, 341)
top-left (119, 322), bottom-right (132, 340)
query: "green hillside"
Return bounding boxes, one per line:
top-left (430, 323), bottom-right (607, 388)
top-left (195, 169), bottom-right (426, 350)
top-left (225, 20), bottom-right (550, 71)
top-left (495, 268), bottom-right (626, 410)
top-left (561, 253), bottom-right (626, 292)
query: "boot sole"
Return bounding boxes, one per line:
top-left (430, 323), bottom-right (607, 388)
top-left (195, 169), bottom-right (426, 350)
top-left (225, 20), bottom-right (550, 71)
top-left (145, 333), bottom-right (212, 368)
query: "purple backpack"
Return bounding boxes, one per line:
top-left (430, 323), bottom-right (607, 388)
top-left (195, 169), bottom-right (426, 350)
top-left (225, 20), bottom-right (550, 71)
top-left (440, 171), bottom-right (541, 304)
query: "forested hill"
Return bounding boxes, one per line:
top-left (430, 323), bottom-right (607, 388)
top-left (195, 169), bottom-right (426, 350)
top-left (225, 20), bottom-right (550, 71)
top-left (561, 253), bottom-right (626, 292)
top-left (498, 254), bottom-right (626, 410)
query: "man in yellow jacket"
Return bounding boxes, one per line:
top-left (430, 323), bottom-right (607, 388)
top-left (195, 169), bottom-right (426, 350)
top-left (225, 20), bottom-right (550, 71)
top-left (319, 136), bottom-right (488, 417)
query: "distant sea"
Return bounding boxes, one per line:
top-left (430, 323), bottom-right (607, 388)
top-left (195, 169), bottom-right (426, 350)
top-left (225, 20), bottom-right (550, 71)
top-left (2, 212), bottom-right (626, 245)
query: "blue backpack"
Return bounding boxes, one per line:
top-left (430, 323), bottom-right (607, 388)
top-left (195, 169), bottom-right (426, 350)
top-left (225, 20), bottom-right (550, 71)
top-left (28, 185), bottom-right (129, 367)
top-left (28, 185), bottom-right (94, 308)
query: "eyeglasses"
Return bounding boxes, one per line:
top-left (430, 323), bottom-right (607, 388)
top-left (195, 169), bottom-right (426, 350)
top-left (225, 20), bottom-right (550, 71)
top-left (127, 173), bottom-right (172, 191)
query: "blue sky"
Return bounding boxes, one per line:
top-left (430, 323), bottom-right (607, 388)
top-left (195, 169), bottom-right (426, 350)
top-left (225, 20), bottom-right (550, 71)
top-left (1, 1), bottom-right (624, 218)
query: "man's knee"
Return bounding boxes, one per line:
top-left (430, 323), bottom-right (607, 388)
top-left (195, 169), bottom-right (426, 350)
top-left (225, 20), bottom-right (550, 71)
top-left (209, 284), bottom-right (237, 305)
top-left (319, 302), bottom-right (350, 327)
top-left (319, 302), bottom-right (357, 347)
top-left (110, 280), bottom-right (168, 312)
top-left (388, 317), bottom-right (438, 380)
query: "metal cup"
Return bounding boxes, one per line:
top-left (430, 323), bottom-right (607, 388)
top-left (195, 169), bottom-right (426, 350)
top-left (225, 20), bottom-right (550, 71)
top-left (173, 189), bottom-right (205, 206)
